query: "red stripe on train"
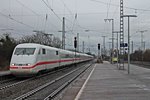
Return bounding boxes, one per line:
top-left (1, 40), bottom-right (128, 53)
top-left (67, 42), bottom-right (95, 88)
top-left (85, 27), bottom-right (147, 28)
top-left (10, 58), bottom-right (81, 69)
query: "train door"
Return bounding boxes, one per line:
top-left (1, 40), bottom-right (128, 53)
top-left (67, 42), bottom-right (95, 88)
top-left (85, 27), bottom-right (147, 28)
top-left (36, 48), bottom-right (46, 71)
top-left (57, 50), bottom-right (61, 67)
top-left (56, 50), bottom-right (60, 67)
top-left (41, 48), bottom-right (47, 70)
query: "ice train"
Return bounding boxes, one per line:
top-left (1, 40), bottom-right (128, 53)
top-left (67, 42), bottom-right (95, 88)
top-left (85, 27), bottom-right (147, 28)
top-left (10, 43), bottom-right (93, 76)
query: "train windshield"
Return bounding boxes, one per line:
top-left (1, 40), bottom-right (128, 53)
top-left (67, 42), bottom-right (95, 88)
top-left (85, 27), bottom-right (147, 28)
top-left (14, 48), bottom-right (36, 55)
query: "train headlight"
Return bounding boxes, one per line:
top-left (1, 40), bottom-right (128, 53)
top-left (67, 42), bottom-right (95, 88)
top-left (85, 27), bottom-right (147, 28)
top-left (26, 64), bottom-right (31, 66)
top-left (11, 63), bottom-right (15, 66)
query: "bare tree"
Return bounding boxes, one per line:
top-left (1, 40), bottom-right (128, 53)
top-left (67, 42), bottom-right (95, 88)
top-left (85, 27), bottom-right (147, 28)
top-left (0, 33), bottom-right (17, 69)
top-left (19, 33), bottom-right (62, 48)
top-left (52, 36), bottom-right (61, 48)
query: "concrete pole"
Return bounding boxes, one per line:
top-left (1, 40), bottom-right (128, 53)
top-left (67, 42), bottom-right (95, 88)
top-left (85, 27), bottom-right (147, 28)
top-left (88, 36), bottom-right (90, 53)
top-left (102, 36), bottom-right (106, 56)
top-left (121, 14), bottom-right (137, 74)
top-left (143, 41), bottom-right (146, 61)
top-left (143, 41), bottom-right (146, 50)
top-left (108, 42), bottom-right (112, 62)
top-left (128, 16), bottom-right (130, 74)
top-left (141, 32), bottom-right (144, 63)
top-left (82, 41), bottom-right (85, 53)
top-left (136, 30), bottom-right (147, 62)
top-left (112, 19), bottom-right (114, 62)
top-left (104, 19), bottom-right (114, 64)
top-left (62, 17), bottom-right (65, 49)
top-left (131, 41), bottom-right (133, 54)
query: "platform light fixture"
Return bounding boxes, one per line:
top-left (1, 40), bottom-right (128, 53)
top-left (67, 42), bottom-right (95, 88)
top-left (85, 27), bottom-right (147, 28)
top-left (121, 15), bottom-right (137, 74)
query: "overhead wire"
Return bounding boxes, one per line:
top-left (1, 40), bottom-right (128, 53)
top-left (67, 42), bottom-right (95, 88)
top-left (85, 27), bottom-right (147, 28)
top-left (70, 14), bottom-right (78, 34)
top-left (0, 11), bottom-right (34, 29)
top-left (91, 0), bottom-right (150, 12)
top-left (8, 0), bottom-right (54, 35)
top-left (43, 0), bottom-right (61, 31)
top-left (59, 0), bottom-right (73, 15)
top-left (70, 0), bottom-right (78, 34)
top-left (42, 0), bottom-right (62, 22)
top-left (93, 0), bottom-right (147, 45)
top-left (0, 28), bottom-right (32, 37)
top-left (111, 5), bottom-right (119, 18)
top-left (65, 14), bottom-right (90, 32)
top-left (58, 0), bottom-right (77, 35)
top-left (91, 0), bottom-right (150, 35)
top-left (42, 0), bottom-right (73, 33)
top-left (104, 0), bottom-right (113, 43)
top-left (6, 0), bottom-right (61, 35)
top-left (50, 12), bottom-right (116, 15)
top-left (91, 0), bottom-right (150, 37)
top-left (15, 0), bottom-right (43, 31)
top-left (42, 0), bottom-right (62, 31)
top-left (42, 0), bottom-right (119, 35)
top-left (42, 0), bottom-right (78, 48)
top-left (15, 0), bottom-right (40, 16)
top-left (106, 0), bottom-right (111, 18)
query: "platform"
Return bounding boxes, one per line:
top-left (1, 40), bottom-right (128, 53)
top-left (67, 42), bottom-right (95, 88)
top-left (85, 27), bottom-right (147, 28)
top-left (0, 70), bottom-right (10, 76)
top-left (61, 61), bottom-right (150, 100)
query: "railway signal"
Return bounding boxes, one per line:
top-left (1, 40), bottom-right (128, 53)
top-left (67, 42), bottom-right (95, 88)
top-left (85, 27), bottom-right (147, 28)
top-left (98, 43), bottom-right (100, 59)
top-left (74, 37), bottom-right (77, 48)
top-left (98, 43), bottom-right (100, 50)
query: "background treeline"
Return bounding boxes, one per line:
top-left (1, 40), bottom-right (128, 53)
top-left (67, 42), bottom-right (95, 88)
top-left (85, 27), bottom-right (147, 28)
top-left (0, 33), bottom-right (61, 70)
top-left (131, 49), bottom-right (150, 62)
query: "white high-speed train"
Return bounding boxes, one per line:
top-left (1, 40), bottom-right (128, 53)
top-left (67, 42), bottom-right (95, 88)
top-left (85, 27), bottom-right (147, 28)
top-left (10, 43), bottom-right (93, 76)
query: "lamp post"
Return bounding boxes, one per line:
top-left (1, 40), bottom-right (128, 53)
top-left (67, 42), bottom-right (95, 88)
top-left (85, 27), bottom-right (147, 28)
top-left (102, 36), bottom-right (106, 59)
top-left (104, 19), bottom-right (114, 64)
top-left (108, 42), bottom-right (112, 62)
top-left (121, 15), bottom-right (137, 74)
top-left (58, 17), bottom-right (66, 49)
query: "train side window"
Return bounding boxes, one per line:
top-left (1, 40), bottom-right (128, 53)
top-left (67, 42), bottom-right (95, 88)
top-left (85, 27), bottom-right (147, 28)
top-left (56, 51), bottom-right (58, 55)
top-left (42, 49), bottom-right (46, 54)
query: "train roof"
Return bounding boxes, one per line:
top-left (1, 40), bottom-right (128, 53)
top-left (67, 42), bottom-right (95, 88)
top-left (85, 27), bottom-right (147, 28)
top-left (16, 43), bottom-right (41, 47)
top-left (16, 43), bottom-right (93, 57)
top-left (16, 43), bottom-right (59, 50)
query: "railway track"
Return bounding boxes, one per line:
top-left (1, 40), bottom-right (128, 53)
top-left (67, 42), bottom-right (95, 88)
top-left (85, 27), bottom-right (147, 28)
top-left (0, 77), bottom-right (16, 84)
top-left (14, 63), bottom-right (93, 100)
top-left (0, 62), bottom-right (87, 90)
top-left (0, 69), bottom-right (57, 89)
top-left (0, 74), bottom-right (14, 82)
top-left (0, 62), bottom-right (91, 99)
top-left (0, 74), bottom-right (18, 88)
top-left (0, 65), bottom-right (72, 90)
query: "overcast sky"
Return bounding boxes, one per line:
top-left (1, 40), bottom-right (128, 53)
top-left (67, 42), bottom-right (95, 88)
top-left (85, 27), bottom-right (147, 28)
top-left (0, 0), bottom-right (150, 54)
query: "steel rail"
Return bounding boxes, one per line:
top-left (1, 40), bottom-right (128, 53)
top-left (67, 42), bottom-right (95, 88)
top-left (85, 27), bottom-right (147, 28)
top-left (14, 63), bottom-right (92, 100)
top-left (0, 78), bottom-right (16, 84)
top-left (44, 64), bottom-right (93, 100)
top-left (0, 65), bottom-right (73, 91)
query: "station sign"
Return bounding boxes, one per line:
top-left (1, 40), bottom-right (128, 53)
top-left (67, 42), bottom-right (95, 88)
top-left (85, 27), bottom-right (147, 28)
top-left (120, 43), bottom-right (128, 47)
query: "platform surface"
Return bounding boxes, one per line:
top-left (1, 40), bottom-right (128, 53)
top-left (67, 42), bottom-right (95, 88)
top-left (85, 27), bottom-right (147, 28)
top-left (74, 62), bottom-right (150, 100)
top-left (0, 70), bottom-right (10, 76)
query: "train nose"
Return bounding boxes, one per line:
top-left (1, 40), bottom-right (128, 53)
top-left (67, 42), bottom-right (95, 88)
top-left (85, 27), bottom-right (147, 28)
top-left (10, 68), bottom-right (37, 77)
top-left (10, 63), bottom-right (37, 77)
